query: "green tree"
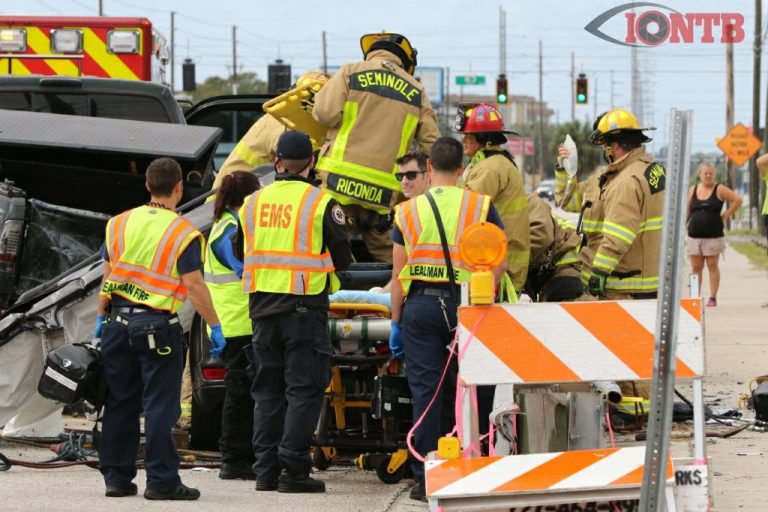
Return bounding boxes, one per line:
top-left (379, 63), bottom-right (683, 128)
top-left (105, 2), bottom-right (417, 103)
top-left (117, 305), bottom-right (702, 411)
top-left (547, 120), bottom-right (603, 180)
top-left (190, 72), bottom-right (268, 102)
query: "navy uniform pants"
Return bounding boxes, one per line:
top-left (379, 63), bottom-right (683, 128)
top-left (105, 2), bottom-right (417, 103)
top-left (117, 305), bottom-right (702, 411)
top-left (250, 308), bottom-right (332, 481)
top-left (99, 310), bottom-right (183, 491)
top-left (401, 292), bottom-right (459, 482)
top-left (219, 335), bottom-right (255, 469)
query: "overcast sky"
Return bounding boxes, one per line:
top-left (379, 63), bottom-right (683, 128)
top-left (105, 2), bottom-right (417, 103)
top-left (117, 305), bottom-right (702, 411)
top-left (2, 0), bottom-right (764, 156)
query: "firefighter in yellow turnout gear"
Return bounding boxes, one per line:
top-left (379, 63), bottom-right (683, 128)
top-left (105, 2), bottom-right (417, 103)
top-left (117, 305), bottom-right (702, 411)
top-left (555, 108), bottom-right (665, 299)
top-left (312, 33), bottom-right (439, 262)
top-left (455, 103), bottom-right (530, 292)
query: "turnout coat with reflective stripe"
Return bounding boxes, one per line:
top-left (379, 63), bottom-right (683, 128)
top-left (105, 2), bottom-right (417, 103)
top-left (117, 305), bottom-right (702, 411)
top-left (312, 49), bottom-right (439, 214)
top-left (239, 180), bottom-right (335, 295)
top-left (555, 147), bottom-right (665, 294)
top-left (102, 205), bottom-right (203, 313)
top-left (204, 212), bottom-right (252, 338)
top-left (463, 149), bottom-right (530, 291)
top-left (394, 186), bottom-right (491, 294)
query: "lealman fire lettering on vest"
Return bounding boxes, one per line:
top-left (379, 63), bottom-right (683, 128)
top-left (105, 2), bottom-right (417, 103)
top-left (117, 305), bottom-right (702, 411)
top-left (410, 265), bottom-right (460, 280)
top-left (102, 281), bottom-right (150, 301)
top-left (258, 203), bottom-right (293, 228)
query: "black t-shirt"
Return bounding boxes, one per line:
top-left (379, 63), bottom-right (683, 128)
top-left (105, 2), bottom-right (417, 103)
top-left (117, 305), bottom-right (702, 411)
top-left (688, 184), bottom-right (725, 238)
top-left (232, 173), bottom-right (353, 320)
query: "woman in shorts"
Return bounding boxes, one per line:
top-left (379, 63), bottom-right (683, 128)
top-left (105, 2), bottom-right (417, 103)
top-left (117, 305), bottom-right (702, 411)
top-left (686, 162), bottom-right (742, 307)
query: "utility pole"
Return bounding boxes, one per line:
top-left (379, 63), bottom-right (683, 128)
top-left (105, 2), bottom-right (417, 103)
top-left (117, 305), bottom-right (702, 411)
top-left (538, 39), bottom-right (544, 178)
top-left (445, 66), bottom-right (450, 132)
top-left (98, 0), bottom-right (103, 16)
top-left (499, 6), bottom-right (508, 121)
top-left (750, 0), bottom-right (762, 230)
top-left (610, 70), bottom-right (615, 109)
top-left (631, 46), bottom-right (642, 123)
top-left (170, 11), bottom-right (175, 92)
top-left (726, 40), bottom-right (735, 193)
top-left (232, 25), bottom-right (238, 95)
top-left (570, 51), bottom-right (575, 122)
top-left (593, 77), bottom-right (598, 120)
top-left (321, 31), bottom-right (328, 75)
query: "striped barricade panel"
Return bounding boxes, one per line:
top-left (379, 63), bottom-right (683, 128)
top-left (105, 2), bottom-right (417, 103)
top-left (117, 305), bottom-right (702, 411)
top-left (458, 299), bottom-right (703, 386)
top-left (425, 446), bottom-right (674, 508)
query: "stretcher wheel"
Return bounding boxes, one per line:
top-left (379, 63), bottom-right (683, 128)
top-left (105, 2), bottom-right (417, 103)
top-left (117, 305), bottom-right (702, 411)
top-left (312, 448), bottom-right (331, 470)
top-left (375, 455), bottom-right (406, 484)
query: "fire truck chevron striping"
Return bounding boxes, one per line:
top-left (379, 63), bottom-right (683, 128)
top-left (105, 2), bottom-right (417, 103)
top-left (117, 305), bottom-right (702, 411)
top-left (0, 16), bottom-right (168, 83)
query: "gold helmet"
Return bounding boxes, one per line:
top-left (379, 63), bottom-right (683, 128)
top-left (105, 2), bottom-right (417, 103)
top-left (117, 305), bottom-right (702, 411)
top-left (360, 32), bottom-right (417, 74)
top-left (590, 108), bottom-right (654, 145)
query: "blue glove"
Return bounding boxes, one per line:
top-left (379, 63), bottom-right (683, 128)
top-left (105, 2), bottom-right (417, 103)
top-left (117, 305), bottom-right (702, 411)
top-left (93, 315), bottom-right (105, 341)
top-left (389, 321), bottom-right (404, 359)
top-left (209, 325), bottom-right (227, 358)
top-left (587, 269), bottom-right (608, 297)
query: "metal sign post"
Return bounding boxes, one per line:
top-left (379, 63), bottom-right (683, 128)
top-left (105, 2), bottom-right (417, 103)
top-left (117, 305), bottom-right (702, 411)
top-left (640, 109), bottom-right (694, 511)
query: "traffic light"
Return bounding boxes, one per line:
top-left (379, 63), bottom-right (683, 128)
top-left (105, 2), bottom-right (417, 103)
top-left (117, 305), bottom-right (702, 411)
top-left (496, 74), bottom-right (508, 104)
top-left (182, 58), bottom-right (196, 91)
top-left (576, 73), bottom-right (588, 104)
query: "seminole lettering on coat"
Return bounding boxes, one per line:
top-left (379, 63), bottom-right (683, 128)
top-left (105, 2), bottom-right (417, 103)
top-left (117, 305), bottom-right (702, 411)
top-left (350, 70), bottom-right (422, 107)
top-left (326, 174), bottom-right (393, 207)
top-left (102, 281), bottom-right (150, 302)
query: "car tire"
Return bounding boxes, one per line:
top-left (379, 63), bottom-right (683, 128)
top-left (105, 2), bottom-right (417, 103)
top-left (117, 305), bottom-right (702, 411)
top-left (189, 395), bottom-right (222, 451)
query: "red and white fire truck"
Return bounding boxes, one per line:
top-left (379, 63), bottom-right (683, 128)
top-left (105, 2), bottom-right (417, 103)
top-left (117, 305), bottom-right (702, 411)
top-left (0, 16), bottom-right (168, 83)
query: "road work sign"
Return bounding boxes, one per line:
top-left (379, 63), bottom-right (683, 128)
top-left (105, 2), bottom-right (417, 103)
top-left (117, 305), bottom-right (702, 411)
top-left (717, 123), bottom-right (762, 167)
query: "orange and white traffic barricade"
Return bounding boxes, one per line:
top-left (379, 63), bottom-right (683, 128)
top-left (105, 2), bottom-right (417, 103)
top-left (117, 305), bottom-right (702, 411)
top-left (424, 298), bottom-right (707, 511)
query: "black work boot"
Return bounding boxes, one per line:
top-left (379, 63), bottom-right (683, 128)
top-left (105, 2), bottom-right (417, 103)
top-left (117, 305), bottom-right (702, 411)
top-left (219, 463), bottom-right (256, 480)
top-left (105, 482), bottom-right (138, 497)
top-left (277, 470), bottom-right (326, 493)
top-left (409, 480), bottom-right (427, 502)
top-left (255, 478), bottom-right (279, 491)
top-left (144, 483), bottom-right (200, 501)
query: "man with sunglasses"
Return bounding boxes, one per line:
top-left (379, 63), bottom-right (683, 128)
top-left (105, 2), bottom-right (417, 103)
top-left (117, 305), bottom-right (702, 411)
top-left (396, 151), bottom-right (430, 199)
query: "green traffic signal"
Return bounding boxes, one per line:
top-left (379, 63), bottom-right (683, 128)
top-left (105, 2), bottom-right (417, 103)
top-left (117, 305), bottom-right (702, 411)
top-left (497, 93), bottom-right (508, 104)
top-left (577, 92), bottom-right (587, 103)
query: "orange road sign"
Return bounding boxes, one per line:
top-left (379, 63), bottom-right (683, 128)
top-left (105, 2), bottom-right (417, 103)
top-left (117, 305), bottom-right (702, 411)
top-left (717, 123), bottom-right (762, 167)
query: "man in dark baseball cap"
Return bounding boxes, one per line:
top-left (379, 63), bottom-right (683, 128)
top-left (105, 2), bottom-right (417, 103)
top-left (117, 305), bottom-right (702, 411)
top-left (276, 131), bottom-right (314, 174)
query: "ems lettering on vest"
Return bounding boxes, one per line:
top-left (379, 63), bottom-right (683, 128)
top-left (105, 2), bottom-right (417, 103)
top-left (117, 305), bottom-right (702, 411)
top-left (258, 203), bottom-right (293, 228)
top-left (326, 174), bottom-right (392, 208)
top-left (350, 70), bottom-right (422, 107)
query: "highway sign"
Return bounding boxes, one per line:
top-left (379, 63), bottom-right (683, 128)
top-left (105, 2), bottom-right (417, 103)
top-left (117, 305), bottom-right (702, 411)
top-left (717, 123), bottom-right (762, 167)
top-left (455, 75), bottom-right (486, 86)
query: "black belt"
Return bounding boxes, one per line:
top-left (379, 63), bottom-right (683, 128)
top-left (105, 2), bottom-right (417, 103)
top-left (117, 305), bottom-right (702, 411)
top-left (410, 287), bottom-right (458, 298)
top-left (115, 306), bottom-right (155, 314)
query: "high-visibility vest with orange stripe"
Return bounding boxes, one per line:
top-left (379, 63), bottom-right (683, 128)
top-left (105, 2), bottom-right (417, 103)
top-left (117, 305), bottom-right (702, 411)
top-left (204, 212), bottom-right (252, 338)
top-left (101, 205), bottom-right (203, 314)
top-left (394, 186), bottom-right (491, 294)
top-left (239, 180), bottom-right (335, 295)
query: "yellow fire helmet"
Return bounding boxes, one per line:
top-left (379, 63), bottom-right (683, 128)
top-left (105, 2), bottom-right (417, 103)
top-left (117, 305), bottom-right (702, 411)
top-left (590, 108), bottom-right (655, 145)
top-left (360, 32), bottom-right (417, 74)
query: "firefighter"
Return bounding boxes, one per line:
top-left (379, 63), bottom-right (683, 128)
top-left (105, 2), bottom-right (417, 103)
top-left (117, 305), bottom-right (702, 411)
top-left (555, 108), bottom-right (664, 300)
top-left (456, 103), bottom-right (531, 292)
top-left (213, 71), bottom-right (331, 190)
top-left (312, 32), bottom-right (439, 262)
top-left (95, 158), bottom-right (225, 500)
top-left (389, 137), bottom-right (506, 502)
top-left (204, 171), bottom-right (261, 480)
top-left (235, 131), bottom-right (352, 493)
top-left (524, 193), bottom-right (582, 301)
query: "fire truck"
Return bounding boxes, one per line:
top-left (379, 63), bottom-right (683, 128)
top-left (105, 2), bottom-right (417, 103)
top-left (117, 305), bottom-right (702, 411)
top-left (0, 16), bottom-right (168, 84)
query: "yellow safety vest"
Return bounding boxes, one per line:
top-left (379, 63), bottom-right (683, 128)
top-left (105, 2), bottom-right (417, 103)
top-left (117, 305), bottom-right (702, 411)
top-left (239, 180), bottom-right (335, 295)
top-left (102, 205), bottom-right (202, 314)
top-left (204, 212), bottom-right (252, 338)
top-left (394, 186), bottom-right (491, 294)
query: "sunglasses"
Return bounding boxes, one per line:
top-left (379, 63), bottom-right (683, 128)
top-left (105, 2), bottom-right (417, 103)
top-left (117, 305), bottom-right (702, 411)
top-left (395, 170), bottom-right (426, 181)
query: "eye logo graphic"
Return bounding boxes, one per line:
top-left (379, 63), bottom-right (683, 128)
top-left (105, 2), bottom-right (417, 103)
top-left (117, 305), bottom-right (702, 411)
top-left (585, 2), bottom-right (745, 47)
